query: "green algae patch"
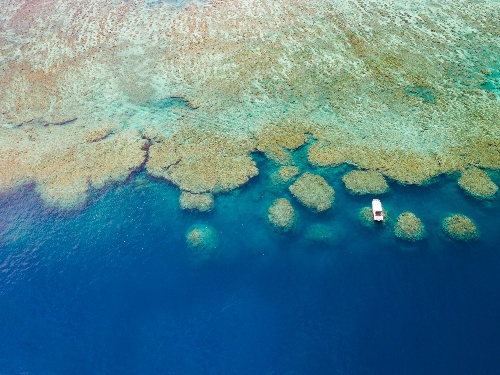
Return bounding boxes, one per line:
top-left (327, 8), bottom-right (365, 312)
top-left (394, 212), bottom-right (425, 241)
top-left (179, 192), bottom-right (214, 212)
top-left (458, 167), bottom-right (498, 200)
top-left (268, 198), bottom-right (296, 232)
top-left (442, 214), bottom-right (478, 241)
top-left (342, 170), bottom-right (389, 195)
top-left (289, 172), bottom-right (334, 212)
top-left (186, 224), bottom-right (220, 261)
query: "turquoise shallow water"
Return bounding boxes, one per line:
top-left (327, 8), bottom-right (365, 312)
top-left (0, 155), bottom-right (499, 374)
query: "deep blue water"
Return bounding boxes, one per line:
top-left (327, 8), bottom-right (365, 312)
top-left (1, 164), bottom-right (500, 374)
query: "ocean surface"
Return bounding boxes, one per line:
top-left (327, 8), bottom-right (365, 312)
top-left (1, 158), bottom-right (499, 374)
top-left (1, 0), bottom-right (500, 374)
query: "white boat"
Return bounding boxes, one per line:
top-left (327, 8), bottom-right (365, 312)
top-left (372, 199), bottom-right (384, 221)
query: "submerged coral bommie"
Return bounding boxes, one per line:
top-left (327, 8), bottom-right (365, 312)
top-left (458, 167), bottom-right (498, 200)
top-left (289, 173), bottom-right (334, 212)
top-left (358, 207), bottom-right (376, 228)
top-left (358, 206), bottom-right (390, 228)
top-left (268, 198), bottom-right (296, 232)
top-left (394, 212), bottom-right (425, 241)
top-left (442, 214), bottom-right (479, 241)
top-left (305, 223), bottom-right (337, 245)
top-left (269, 166), bottom-right (300, 188)
top-left (186, 224), bottom-right (220, 261)
top-left (278, 166), bottom-right (300, 183)
top-left (342, 170), bottom-right (389, 195)
top-left (179, 192), bottom-right (214, 212)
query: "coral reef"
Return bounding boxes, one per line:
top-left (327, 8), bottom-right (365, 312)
top-left (256, 123), bottom-right (309, 164)
top-left (0, 0), bottom-right (500, 213)
top-left (342, 170), bottom-right (389, 195)
top-left (358, 206), bottom-right (389, 228)
top-left (147, 129), bottom-right (258, 193)
top-left (85, 124), bottom-right (115, 143)
top-left (458, 167), bottom-right (498, 200)
top-left (185, 224), bottom-right (220, 261)
top-left (394, 212), bottom-right (425, 241)
top-left (0, 123), bottom-right (147, 210)
top-left (308, 141), bottom-right (445, 186)
top-left (358, 207), bottom-right (376, 228)
top-left (304, 223), bottom-right (336, 245)
top-left (179, 192), bottom-right (214, 212)
top-left (307, 143), bottom-right (346, 168)
top-left (268, 198), bottom-right (296, 231)
top-left (289, 172), bottom-right (334, 212)
top-left (442, 214), bottom-right (479, 241)
top-left (270, 166), bottom-right (299, 187)
top-left (278, 166), bottom-right (300, 182)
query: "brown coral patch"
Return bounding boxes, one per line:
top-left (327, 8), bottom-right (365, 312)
top-left (278, 166), bottom-right (299, 182)
top-left (268, 198), bottom-right (296, 231)
top-left (289, 172), bottom-right (334, 212)
top-left (394, 212), bottom-right (425, 241)
top-left (256, 123), bottom-right (309, 164)
top-left (85, 124), bottom-right (116, 143)
top-left (308, 143), bottom-right (347, 167)
top-left (270, 166), bottom-right (300, 187)
top-left (358, 207), bottom-right (376, 228)
top-left (342, 170), bottom-right (389, 195)
top-left (458, 167), bottom-right (498, 200)
top-left (442, 214), bottom-right (478, 241)
top-left (179, 192), bottom-right (215, 212)
top-left (146, 129), bottom-right (258, 193)
top-left (0, 124), bottom-right (147, 210)
top-left (186, 224), bottom-right (220, 262)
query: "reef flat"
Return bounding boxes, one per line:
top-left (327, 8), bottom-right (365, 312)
top-left (0, 0), bottom-right (499, 213)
